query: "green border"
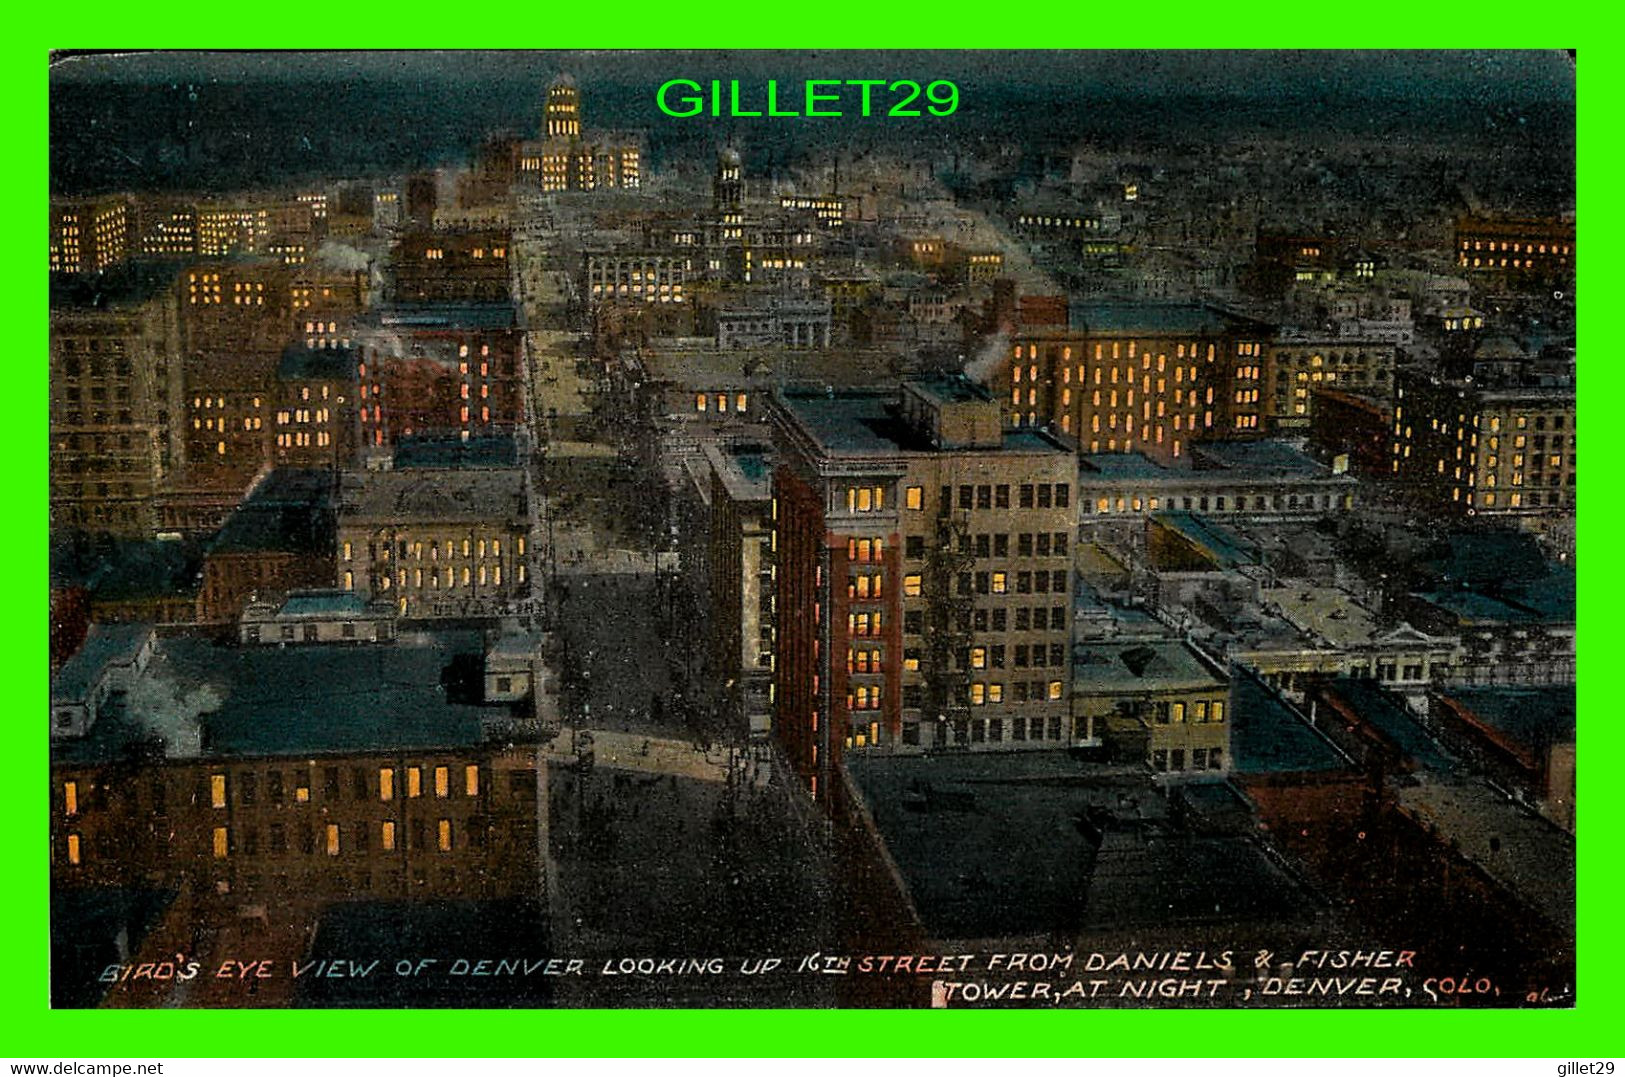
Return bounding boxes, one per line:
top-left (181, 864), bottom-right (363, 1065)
top-left (13, 26), bottom-right (1612, 1058)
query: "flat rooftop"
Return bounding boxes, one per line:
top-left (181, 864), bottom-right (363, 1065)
top-left (1072, 639), bottom-right (1225, 693)
top-left (1435, 685), bottom-right (1576, 750)
top-left (1324, 679), bottom-right (1457, 772)
top-left (51, 632), bottom-right (493, 767)
top-left (778, 388), bottom-right (1069, 458)
top-left (847, 752), bottom-right (1311, 941)
top-left (393, 432), bottom-right (520, 470)
top-left (339, 468), bottom-right (526, 523)
top-left (1154, 512), bottom-right (1261, 570)
top-left (1067, 302), bottom-right (1266, 336)
top-left (1228, 674), bottom-right (1354, 776)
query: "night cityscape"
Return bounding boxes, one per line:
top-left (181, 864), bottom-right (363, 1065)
top-left (47, 49), bottom-right (1576, 1010)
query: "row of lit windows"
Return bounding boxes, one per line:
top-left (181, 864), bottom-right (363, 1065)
top-left (693, 392), bottom-right (749, 414)
top-left (375, 565), bottom-right (508, 590)
top-left (205, 819), bottom-right (457, 859)
top-left (1461, 239), bottom-right (1570, 254)
top-left (348, 536), bottom-right (523, 562)
top-left (848, 611), bottom-right (883, 637)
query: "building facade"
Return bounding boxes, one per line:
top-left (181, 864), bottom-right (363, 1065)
top-left (770, 379), bottom-right (1078, 802)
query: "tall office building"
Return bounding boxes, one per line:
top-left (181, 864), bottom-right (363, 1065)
top-left (769, 378), bottom-right (1078, 802)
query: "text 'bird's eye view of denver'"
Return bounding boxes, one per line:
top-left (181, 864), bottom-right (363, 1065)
top-left (47, 49), bottom-right (1576, 1011)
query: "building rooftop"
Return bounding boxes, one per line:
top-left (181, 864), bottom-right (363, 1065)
top-left (1434, 684), bottom-right (1576, 752)
top-left (846, 751), bottom-right (1312, 942)
top-left (1067, 302), bottom-right (1268, 336)
top-left (52, 537), bottom-right (203, 602)
top-left (375, 303), bottom-right (517, 331)
top-left (274, 590), bottom-right (374, 619)
top-left (51, 632), bottom-right (493, 768)
top-left (702, 442), bottom-right (773, 504)
top-left (1072, 638), bottom-right (1226, 693)
top-left (1189, 439), bottom-right (1332, 479)
top-left (1392, 777), bottom-right (1574, 932)
top-left (51, 623), bottom-right (155, 704)
top-left (49, 261), bottom-right (180, 311)
top-left (339, 468), bottom-right (527, 524)
top-left (278, 343), bottom-right (358, 382)
top-left (1323, 678), bottom-right (1457, 772)
top-left (393, 432), bottom-right (521, 470)
top-left (777, 388), bottom-right (1069, 458)
top-left (1153, 512), bottom-right (1261, 571)
top-left (1228, 673), bottom-right (1354, 776)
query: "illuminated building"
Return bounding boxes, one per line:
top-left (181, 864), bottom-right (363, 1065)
top-left (355, 305), bottom-right (523, 449)
top-left (1072, 639), bottom-right (1231, 776)
top-left (1000, 302), bottom-right (1273, 464)
top-left (1390, 367), bottom-right (1576, 519)
top-left (583, 251), bottom-right (690, 306)
top-left (1454, 215), bottom-right (1575, 286)
top-left (779, 193), bottom-right (846, 228)
top-left (335, 466), bottom-right (530, 620)
top-left (1263, 335), bottom-right (1395, 431)
top-left (51, 199), bottom-right (131, 275)
top-left (50, 266), bottom-right (185, 536)
top-left (1073, 440), bottom-right (1357, 523)
top-left (516, 75), bottom-right (642, 192)
top-left (273, 343), bottom-right (359, 469)
top-left (49, 630), bottom-right (545, 935)
top-left (770, 379), bottom-right (1077, 802)
top-left (390, 230), bottom-right (511, 304)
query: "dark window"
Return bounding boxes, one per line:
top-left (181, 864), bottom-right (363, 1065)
top-left (1037, 484), bottom-right (1052, 508)
top-left (975, 572), bottom-right (990, 595)
top-left (1057, 485), bottom-right (1071, 507)
top-left (239, 773), bottom-right (257, 806)
top-left (976, 534), bottom-right (990, 558)
top-left (324, 767), bottom-right (341, 801)
top-left (268, 770), bottom-right (284, 804)
top-left (991, 609), bottom-right (1007, 631)
top-left (1018, 533), bottom-right (1033, 557)
top-left (905, 610), bottom-right (924, 634)
top-left (1015, 645), bottom-right (1029, 667)
top-left (902, 721), bottom-right (921, 746)
top-left (995, 485), bottom-right (1010, 509)
top-left (269, 824), bottom-right (287, 854)
top-left (1054, 533), bottom-right (1069, 556)
top-left (1036, 534), bottom-right (1051, 557)
top-left (977, 485), bottom-right (992, 510)
top-left (994, 534), bottom-right (1008, 557)
top-left (906, 536), bottom-right (925, 559)
top-left (973, 609), bottom-right (988, 632)
top-left (958, 485), bottom-right (973, 510)
top-left (1019, 484), bottom-right (1034, 508)
top-left (1050, 643), bottom-right (1066, 666)
top-left (1015, 608), bottom-right (1030, 631)
top-left (991, 645), bottom-right (1005, 668)
top-left (957, 573), bottom-right (972, 597)
top-left (1018, 571), bottom-right (1032, 594)
top-left (903, 685), bottom-right (922, 709)
top-left (1053, 571), bottom-right (1068, 594)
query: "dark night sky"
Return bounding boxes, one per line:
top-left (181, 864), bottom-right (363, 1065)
top-left (49, 50), bottom-right (1576, 198)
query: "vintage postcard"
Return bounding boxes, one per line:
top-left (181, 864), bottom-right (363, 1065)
top-left (47, 48), bottom-right (1576, 1011)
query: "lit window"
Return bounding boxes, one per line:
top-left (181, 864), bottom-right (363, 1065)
top-left (1047, 681), bottom-right (1063, 701)
top-left (435, 766), bottom-right (449, 798)
top-left (326, 824), bottom-right (340, 856)
top-left (64, 781), bottom-right (77, 817)
top-left (211, 774), bottom-right (227, 809)
top-left (903, 574), bottom-right (922, 597)
top-left (992, 572), bottom-right (1007, 594)
top-left (380, 767), bottom-right (394, 801)
top-left (382, 821), bottom-right (396, 851)
top-left (465, 765), bottom-right (480, 797)
top-left (407, 767), bottom-right (422, 798)
top-left (67, 834), bottom-right (81, 865)
top-left (212, 827), bottom-right (229, 859)
top-left (438, 819), bottom-right (453, 852)
top-left (905, 486), bottom-right (923, 510)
